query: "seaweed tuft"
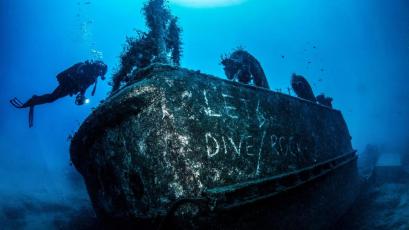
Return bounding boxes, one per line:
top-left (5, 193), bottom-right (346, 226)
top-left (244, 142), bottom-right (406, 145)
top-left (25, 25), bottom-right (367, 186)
top-left (111, 0), bottom-right (183, 94)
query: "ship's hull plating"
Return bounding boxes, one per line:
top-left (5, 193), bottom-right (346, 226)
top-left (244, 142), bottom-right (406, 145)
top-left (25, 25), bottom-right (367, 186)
top-left (70, 65), bottom-right (360, 229)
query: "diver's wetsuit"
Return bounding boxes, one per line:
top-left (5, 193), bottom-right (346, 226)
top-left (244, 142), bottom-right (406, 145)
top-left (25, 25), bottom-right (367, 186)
top-left (10, 60), bottom-right (107, 127)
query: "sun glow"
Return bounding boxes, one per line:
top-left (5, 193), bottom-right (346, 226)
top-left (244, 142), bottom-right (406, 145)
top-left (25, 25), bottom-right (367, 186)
top-left (171, 0), bottom-right (246, 8)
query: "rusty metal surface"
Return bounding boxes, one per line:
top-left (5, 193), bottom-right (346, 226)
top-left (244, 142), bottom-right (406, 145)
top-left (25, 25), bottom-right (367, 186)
top-left (70, 64), bottom-right (357, 228)
top-left (205, 151), bottom-right (357, 210)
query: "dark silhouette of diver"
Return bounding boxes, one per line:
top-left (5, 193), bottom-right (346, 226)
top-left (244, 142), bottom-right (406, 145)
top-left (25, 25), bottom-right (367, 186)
top-left (10, 60), bottom-right (108, 127)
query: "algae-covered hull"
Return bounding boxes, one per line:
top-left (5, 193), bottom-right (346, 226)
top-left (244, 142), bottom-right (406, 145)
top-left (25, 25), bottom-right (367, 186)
top-left (70, 65), bottom-right (359, 229)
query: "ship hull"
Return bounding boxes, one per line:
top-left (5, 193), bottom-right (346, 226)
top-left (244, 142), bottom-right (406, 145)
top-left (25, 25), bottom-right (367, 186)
top-left (70, 65), bottom-right (360, 229)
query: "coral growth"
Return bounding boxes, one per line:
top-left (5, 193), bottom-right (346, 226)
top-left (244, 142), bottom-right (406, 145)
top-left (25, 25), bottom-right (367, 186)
top-left (111, 0), bottom-right (182, 93)
top-left (221, 48), bottom-right (270, 89)
top-left (316, 93), bottom-right (333, 108)
top-left (143, 0), bottom-right (170, 63)
top-left (291, 74), bottom-right (316, 103)
top-left (167, 16), bottom-right (183, 66)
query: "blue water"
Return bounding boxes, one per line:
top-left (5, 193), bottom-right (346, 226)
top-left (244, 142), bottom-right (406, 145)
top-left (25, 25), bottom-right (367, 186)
top-left (1, 0), bottom-right (408, 229)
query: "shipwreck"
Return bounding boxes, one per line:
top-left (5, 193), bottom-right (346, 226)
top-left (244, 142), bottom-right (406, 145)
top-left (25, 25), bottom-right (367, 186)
top-left (70, 0), bottom-right (359, 229)
top-left (70, 64), bottom-right (360, 229)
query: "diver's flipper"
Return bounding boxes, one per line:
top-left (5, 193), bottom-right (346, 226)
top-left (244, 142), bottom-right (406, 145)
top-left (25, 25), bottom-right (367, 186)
top-left (29, 106), bottom-right (34, 128)
top-left (10, 97), bottom-right (24, 108)
top-left (14, 97), bottom-right (24, 105)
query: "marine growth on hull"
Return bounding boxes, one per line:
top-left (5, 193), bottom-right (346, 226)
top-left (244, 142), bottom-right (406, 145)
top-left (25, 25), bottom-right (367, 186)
top-left (69, 0), bottom-right (358, 229)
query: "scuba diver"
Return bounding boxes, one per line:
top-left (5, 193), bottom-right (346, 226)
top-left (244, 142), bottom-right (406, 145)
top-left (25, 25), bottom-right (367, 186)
top-left (10, 60), bottom-right (108, 127)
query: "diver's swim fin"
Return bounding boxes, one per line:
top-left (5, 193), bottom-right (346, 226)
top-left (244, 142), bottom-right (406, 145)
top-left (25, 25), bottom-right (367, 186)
top-left (29, 106), bottom-right (34, 128)
top-left (10, 97), bottom-right (24, 108)
top-left (10, 97), bottom-right (34, 127)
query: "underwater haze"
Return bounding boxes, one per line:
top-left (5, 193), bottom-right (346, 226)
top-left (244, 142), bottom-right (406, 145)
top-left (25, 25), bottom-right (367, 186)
top-left (1, 0), bottom-right (409, 229)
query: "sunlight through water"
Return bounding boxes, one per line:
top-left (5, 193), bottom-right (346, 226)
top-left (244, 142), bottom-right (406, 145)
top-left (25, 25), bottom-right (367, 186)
top-left (171, 0), bottom-right (246, 7)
